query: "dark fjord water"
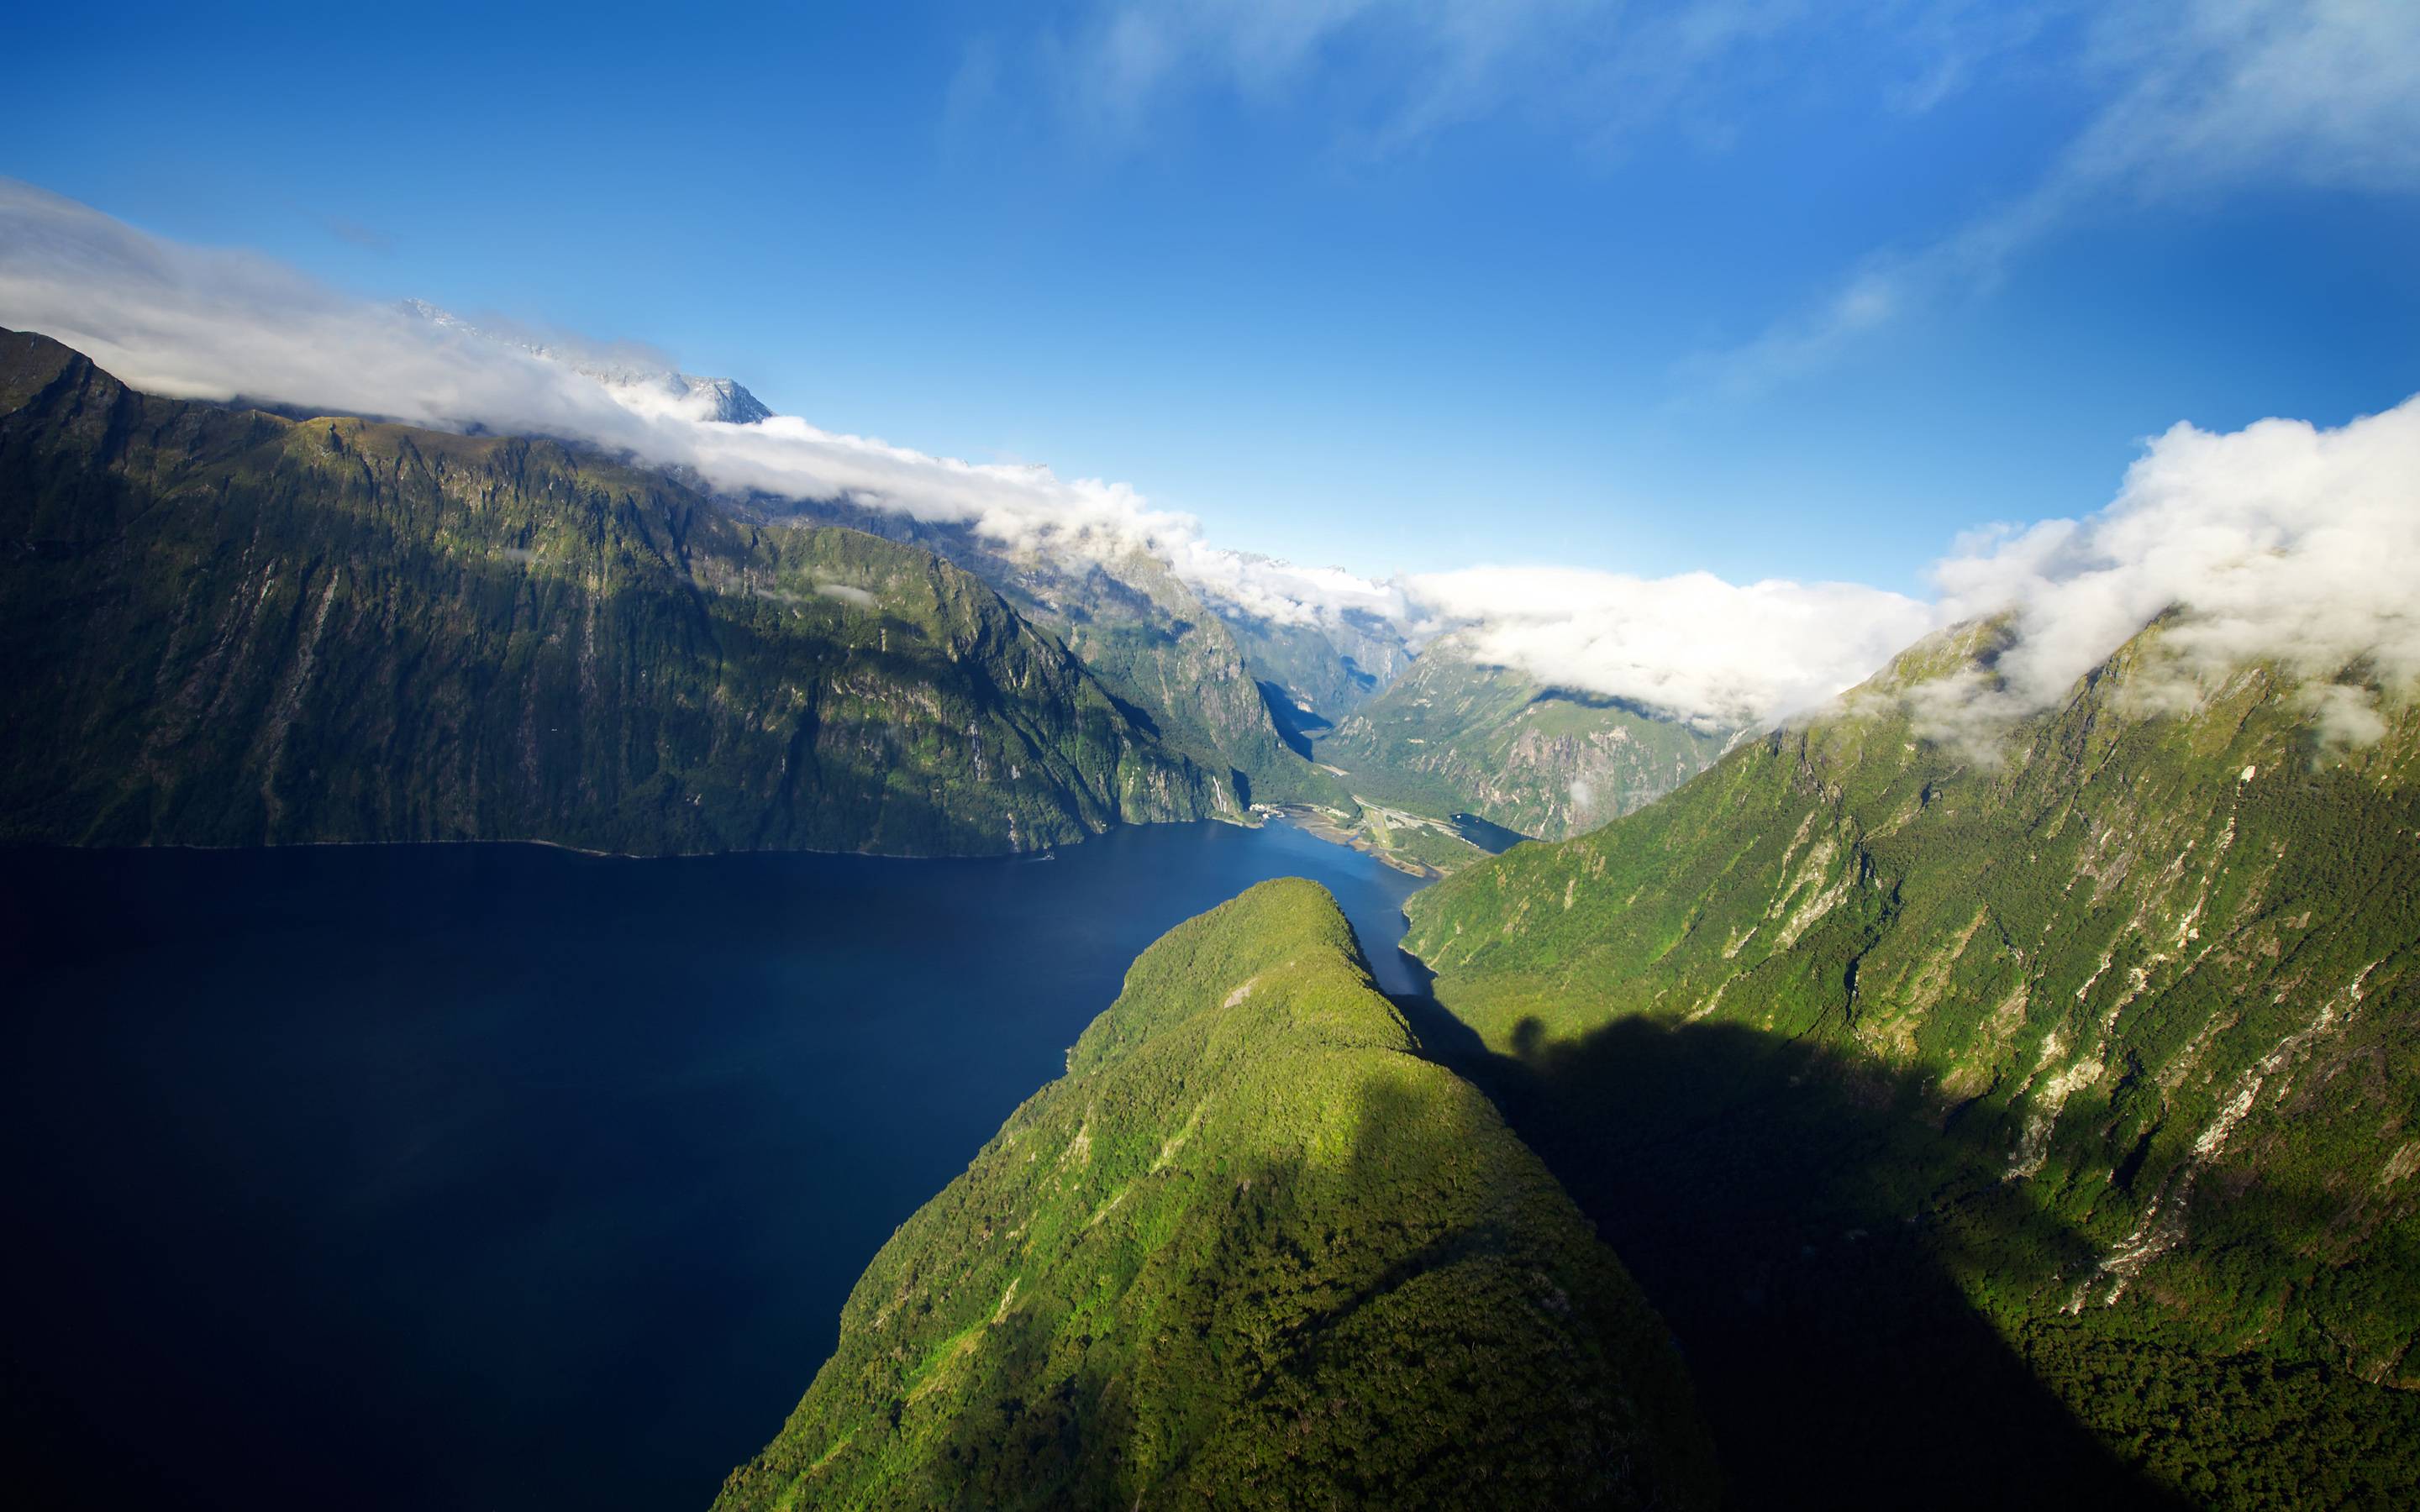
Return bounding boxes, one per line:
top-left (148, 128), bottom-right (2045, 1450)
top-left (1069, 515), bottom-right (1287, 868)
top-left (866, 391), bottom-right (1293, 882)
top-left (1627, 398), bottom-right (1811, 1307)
top-left (1, 821), bottom-right (1424, 1512)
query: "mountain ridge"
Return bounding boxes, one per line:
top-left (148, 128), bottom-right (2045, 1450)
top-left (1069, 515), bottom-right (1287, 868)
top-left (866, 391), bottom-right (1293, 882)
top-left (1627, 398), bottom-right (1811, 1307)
top-left (1403, 612), bottom-right (2420, 1505)
top-left (0, 328), bottom-right (1218, 856)
top-left (1319, 632), bottom-right (1733, 841)
top-left (716, 879), bottom-right (1718, 1511)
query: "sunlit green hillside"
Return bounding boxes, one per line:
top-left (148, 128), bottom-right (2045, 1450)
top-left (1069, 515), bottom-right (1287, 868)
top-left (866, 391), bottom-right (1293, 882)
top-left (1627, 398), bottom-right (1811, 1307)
top-left (718, 879), bottom-right (1716, 1511)
top-left (1407, 617), bottom-right (2420, 1508)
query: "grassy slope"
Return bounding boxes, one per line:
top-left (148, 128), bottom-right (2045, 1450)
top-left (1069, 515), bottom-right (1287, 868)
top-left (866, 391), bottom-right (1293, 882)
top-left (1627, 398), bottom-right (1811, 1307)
top-left (1320, 637), bottom-right (1729, 840)
top-left (717, 879), bottom-right (1716, 1512)
top-left (0, 330), bottom-right (1218, 855)
top-left (1405, 619), bottom-right (2420, 1508)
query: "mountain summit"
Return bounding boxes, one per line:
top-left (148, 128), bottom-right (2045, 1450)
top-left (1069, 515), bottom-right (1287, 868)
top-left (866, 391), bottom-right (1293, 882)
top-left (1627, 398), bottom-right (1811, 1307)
top-left (400, 298), bottom-right (773, 424)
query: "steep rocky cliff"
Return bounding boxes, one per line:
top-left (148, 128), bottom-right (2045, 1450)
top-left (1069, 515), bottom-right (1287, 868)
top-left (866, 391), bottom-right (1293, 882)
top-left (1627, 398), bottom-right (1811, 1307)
top-left (0, 330), bottom-right (1218, 855)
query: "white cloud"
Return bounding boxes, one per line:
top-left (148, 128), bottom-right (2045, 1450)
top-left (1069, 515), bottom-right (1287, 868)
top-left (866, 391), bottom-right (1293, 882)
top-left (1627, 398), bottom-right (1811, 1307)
top-left (1177, 547), bottom-right (1408, 627)
top-left (0, 179), bottom-right (1209, 567)
top-left (1397, 393), bottom-right (2420, 738)
top-left (6, 179), bottom-right (2414, 748)
top-left (1405, 566), bottom-right (1938, 727)
top-left (1924, 392), bottom-right (2420, 741)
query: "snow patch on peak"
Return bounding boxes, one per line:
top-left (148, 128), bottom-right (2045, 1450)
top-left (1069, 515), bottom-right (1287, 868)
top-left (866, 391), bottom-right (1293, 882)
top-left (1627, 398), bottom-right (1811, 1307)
top-left (398, 299), bottom-right (770, 425)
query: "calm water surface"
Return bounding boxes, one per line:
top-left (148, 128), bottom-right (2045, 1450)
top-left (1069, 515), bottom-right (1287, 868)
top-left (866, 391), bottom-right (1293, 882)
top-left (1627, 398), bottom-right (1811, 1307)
top-left (1, 821), bottom-right (1424, 1511)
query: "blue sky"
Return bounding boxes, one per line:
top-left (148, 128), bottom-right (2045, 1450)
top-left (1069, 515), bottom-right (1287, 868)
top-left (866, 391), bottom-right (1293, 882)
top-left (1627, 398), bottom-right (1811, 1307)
top-left (9, 0), bottom-right (2418, 594)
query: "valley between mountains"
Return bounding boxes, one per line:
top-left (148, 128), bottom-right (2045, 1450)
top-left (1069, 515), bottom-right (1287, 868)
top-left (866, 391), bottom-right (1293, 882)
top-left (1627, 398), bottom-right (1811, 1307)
top-left (4, 329), bottom-right (2414, 1509)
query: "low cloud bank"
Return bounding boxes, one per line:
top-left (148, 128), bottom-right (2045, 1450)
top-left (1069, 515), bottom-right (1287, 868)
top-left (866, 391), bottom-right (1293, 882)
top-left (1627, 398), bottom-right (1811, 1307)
top-left (1407, 568), bottom-right (1938, 729)
top-left (1407, 395), bottom-right (2420, 741)
top-left (4, 180), bottom-right (2412, 743)
top-left (0, 180), bottom-right (1201, 566)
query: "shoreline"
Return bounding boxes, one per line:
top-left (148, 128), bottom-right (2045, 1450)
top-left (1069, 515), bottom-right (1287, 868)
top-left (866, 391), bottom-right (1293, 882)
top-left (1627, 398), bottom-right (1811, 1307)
top-left (0, 810), bottom-right (1267, 867)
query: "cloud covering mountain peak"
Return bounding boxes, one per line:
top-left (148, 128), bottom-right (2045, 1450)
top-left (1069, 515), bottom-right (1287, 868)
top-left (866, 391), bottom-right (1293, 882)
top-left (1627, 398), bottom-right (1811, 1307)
top-left (3, 177), bottom-right (2412, 740)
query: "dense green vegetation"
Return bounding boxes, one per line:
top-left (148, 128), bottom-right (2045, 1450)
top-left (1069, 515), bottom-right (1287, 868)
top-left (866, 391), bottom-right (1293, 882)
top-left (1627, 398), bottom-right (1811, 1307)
top-left (1404, 617), bottom-right (2420, 1506)
top-left (769, 496), bottom-right (1353, 811)
top-left (1321, 633), bottom-right (1730, 840)
top-left (0, 330), bottom-right (1219, 855)
top-left (1040, 554), bottom-right (1349, 810)
top-left (718, 879), bottom-right (1717, 1511)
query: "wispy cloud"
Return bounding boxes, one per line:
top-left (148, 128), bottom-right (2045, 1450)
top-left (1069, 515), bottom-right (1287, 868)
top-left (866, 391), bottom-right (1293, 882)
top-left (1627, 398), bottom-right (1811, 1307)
top-left (4, 179), bottom-right (2412, 745)
top-left (324, 218), bottom-right (394, 254)
top-left (1697, 0), bottom-right (2420, 393)
top-left (1019, 0), bottom-right (2007, 160)
top-left (0, 179), bottom-right (1201, 564)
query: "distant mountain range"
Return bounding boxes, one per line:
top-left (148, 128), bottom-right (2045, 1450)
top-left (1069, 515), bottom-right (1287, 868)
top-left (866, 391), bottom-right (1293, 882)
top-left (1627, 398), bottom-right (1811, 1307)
top-left (1318, 630), bottom-right (1733, 842)
top-left (6, 325), bottom-right (1602, 859)
top-left (13, 320), bottom-right (2409, 1506)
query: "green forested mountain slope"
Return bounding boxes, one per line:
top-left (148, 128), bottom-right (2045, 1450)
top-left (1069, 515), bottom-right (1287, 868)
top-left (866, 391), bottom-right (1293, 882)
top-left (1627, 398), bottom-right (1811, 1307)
top-left (1405, 617), bottom-right (2420, 1507)
top-left (1320, 634), bottom-right (1731, 839)
top-left (717, 879), bottom-right (1716, 1512)
top-left (1220, 602), bottom-right (1410, 721)
top-left (0, 330), bottom-right (1218, 855)
top-left (1040, 549), bottom-right (1349, 809)
top-left (765, 496), bottom-right (1351, 810)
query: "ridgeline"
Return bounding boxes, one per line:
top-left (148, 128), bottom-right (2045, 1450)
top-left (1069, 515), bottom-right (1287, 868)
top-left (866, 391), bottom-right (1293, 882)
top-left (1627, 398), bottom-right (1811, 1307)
top-left (0, 330), bottom-right (1218, 856)
top-left (718, 879), bottom-right (1716, 1511)
top-left (1406, 617), bottom-right (2420, 1508)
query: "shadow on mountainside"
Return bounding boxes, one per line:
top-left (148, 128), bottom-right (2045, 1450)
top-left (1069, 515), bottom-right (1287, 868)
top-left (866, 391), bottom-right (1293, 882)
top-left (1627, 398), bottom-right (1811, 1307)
top-left (1255, 680), bottom-right (1331, 760)
top-left (1387, 949), bottom-right (2191, 1512)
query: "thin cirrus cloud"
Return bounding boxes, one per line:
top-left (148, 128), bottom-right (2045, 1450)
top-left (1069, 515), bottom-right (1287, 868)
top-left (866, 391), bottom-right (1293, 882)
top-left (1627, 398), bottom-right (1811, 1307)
top-left (1017, 0), bottom-right (2006, 159)
top-left (1694, 0), bottom-right (2420, 394)
top-left (3, 177), bottom-right (2413, 743)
